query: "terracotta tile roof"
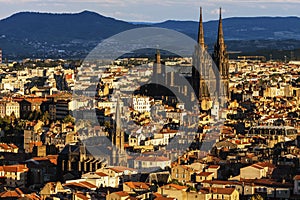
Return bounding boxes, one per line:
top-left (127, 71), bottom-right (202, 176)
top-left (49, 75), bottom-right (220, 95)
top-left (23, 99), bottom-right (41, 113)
top-left (255, 162), bottom-right (275, 169)
top-left (251, 164), bottom-right (265, 170)
top-left (202, 187), bottom-right (235, 195)
top-left (124, 182), bottom-right (149, 190)
top-left (63, 181), bottom-right (97, 190)
top-left (95, 172), bottom-right (108, 177)
top-left (25, 193), bottom-right (41, 200)
top-left (108, 166), bottom-right (137, 173)
top-left (294, 175), bottom-right (300, 180)
top-left (155, 198), bottom-right (176, 200)
top-left (114, 191), bottom-right (129, 197)
top-left (126, 197), bottom-right (138, 200)
top-left (161, 184), bottom-right (187, 190)
top-left (153, 192), bottom-right (163, 198)
top-left (76, 192), bottom-right (89, 200)
top-left (0, 188), bottom-right (24, 198)
top-left (0, 190), bottom-right (21, 198)
top-left (208, 165), bottom-right (220, 169)
top-left (197, 172), bottom-right (214, 177)
top-left (2, 164), bottom-right (29, 173)
top-left (47, 155), bottom-right (58, 165)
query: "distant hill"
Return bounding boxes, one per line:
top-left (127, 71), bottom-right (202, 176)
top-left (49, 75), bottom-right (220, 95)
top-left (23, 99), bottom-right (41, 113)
top-left (0, 11), bottom-right (300, 59)
top-left (0, 10), bottom-right (137, 43)
top-left (155, 16), bottom-right (300, 41)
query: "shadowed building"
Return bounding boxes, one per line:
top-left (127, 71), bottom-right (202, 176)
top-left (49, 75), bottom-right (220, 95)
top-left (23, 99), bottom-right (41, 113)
top-left (192, 7), bottom-right (229, 109)
top-left (212, 8), bottom-right (230, 107)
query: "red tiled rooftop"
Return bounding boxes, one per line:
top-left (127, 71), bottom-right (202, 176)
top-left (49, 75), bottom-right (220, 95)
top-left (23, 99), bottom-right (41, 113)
top-left (208, 165), bottom-right (220, 169)
top-left (197, 172), bottom-right (214, 177)
top-left (294, 175), bottom-right (300, 180)
top-left (114, 191), bottom-right (129, 197)
top-left (1, 164), bottom-right (29, 173)
top-left (161, 184), bottom-right (187, 190)
top-left (124, 182), bottom-right (149, 190)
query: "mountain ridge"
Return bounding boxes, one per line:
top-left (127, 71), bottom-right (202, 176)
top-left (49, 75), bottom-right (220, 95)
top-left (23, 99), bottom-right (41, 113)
top-left (0, 11), bottom-right (300, 59)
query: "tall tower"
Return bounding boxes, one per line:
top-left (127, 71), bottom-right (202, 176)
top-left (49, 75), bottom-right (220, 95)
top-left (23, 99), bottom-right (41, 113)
top-left (192, 7), bottom-right (210, 103)
top-left (111, 96), bottom-right (127, 166)
top-left (154, 49), bottom-right (161, 74)
top-left (212, 8), bottom-right (229, 106)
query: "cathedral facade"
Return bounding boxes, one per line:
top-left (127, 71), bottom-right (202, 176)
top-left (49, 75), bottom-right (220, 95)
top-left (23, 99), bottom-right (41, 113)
top-left (193, 7), bottom-right (230, 109)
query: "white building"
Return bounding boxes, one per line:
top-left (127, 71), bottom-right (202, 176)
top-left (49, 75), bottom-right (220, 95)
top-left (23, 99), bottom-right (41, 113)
top-left (0, 101), bottom-right (20, 118)
top-left (134, 156), bottom-right (171, 170)
top-left (131, 96), bottom-right (154, 113)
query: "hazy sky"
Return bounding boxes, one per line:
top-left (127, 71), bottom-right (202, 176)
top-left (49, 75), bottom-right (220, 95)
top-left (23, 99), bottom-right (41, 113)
top-left (0, 0), bottom-right (299, 22)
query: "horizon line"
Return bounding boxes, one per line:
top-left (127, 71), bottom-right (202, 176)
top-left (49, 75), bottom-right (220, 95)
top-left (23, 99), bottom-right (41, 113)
top-left (0, 10), bottom-right (299, 23)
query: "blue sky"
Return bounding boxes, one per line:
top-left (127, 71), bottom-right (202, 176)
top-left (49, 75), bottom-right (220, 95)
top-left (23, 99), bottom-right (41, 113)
top-left (0, 0), bottom-right (299, 22)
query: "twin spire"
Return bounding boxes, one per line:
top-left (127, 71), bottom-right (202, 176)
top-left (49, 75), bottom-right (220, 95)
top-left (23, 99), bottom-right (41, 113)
top-left (197, 7), bottom-right (224, 48)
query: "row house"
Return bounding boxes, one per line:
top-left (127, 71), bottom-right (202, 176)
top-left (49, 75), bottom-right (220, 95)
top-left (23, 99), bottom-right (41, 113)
top-left (0, 100), bottom-right (20, 118)
top-left (0, 164), bottom-right (29, 188)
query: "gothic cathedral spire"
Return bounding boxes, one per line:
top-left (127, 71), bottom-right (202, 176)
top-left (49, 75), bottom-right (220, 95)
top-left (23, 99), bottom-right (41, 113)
top-left (111, 96), bottom-right (127, 166)
top-left (213, 7), bottom-right (229, 106)
top-left (217, 7), bottom-right (225, 49)
top-left (198, 7), bottom-right (205, 49)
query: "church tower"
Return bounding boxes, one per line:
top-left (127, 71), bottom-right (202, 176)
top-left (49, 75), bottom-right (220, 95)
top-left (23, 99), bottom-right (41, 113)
top-left (111, 96), bottom-right (127, 166)
top-left (212, 8), bottom-right (229, 106)
top-left (154, 49), bottom-right (161, 75)
top-left (192, 7), bottom-right (211, 105)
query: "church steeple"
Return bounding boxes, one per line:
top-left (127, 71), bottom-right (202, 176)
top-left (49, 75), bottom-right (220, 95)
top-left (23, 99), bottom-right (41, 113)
top-left (213, 7), bottom-right (229, 105)
top-left (111, 96), bottom-right (127, 166)
top-left (198, 7), bottom-right (205, 49)
top-left (216, 7), bottom-right (225, 48)
top-left (115, 96), bottom-right (124, 151)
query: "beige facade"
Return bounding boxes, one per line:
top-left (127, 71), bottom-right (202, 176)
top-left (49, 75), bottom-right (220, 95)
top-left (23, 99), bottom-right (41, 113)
top-left (171, 164), bottom-right (194, 184)
top-left (106, 191), bottom-right (130, 200)
top-left (0, 101), bottom-right (20, 118)
top-left (158, 184), bottom-right (188, 200)
top-left (0, 164), bottom-right (29, 188)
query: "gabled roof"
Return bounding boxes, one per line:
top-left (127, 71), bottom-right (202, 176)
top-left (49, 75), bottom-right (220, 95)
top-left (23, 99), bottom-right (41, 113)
top-left (63, 181), bottom-right (97, 190)
top-left (160, 184), bottom-right (187, 191)
top-left (124, 182), bottom-right (149, 190)
top-left (197, 172), bottom-right (214, 177)
top-left (208, 165), bottom-right (220, 169)
top-left (294, 175), bottom-right (300, 180)
top-left (107, 166), bottom-right (137, 173)
top-left (0, 188), bottom-right (24, 198)
top-left (1, 164), bottom-right (29, 173)
top-left (113, 191), bottom-right (129, 197)
top-left (201, 187), bottom-right (235, 195)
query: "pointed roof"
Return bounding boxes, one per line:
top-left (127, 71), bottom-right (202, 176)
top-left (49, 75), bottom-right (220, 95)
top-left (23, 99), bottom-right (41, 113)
top-left (217, 7), bottom-right (225, 46)
top-left (198, 7), bottom-right (205, 48)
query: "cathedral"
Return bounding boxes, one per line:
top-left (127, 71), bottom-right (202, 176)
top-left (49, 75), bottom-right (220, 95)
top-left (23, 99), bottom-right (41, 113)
top-left (193, 7), bottom-right (230, 109)
top-left (108, 8), bottom-right (230, 167)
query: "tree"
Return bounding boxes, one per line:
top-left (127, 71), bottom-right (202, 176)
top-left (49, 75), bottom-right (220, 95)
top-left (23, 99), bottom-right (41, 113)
top-left (63, 115), bottom-right (75, 124)
top-left (41, 111), bottom-right (50, 124)
top-left (250, 194), bottom-right (264, 200)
